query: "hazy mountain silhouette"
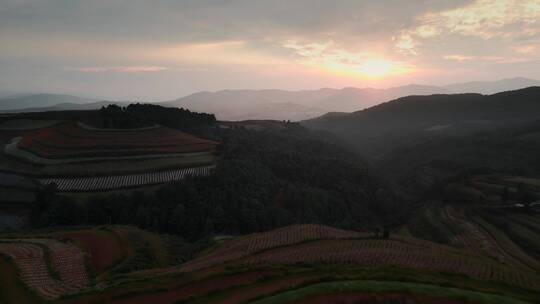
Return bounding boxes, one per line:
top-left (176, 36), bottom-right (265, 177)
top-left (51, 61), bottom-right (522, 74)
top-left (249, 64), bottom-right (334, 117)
top-left (0, 94), bottom-right (96, 111)
top-left (162, 78), bottom-right (539, 120)
top-left (2, 77), bottom-right (538, 120)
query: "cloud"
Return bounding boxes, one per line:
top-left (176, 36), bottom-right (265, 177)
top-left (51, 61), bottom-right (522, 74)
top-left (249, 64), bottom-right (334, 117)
top-left (67, 66), bottom-right (168, 73)
top-left (394, 34), bottom-right (417, 55)
top-left (442, 55), bottom-right (511, 63)
top-left (0, 0), bottom-right (539, 99)
top-left (396, 0), bottom-right (540, 55)
top-left (283, 40), bottom-right (414, 78)
top-left (443, 55), bottom-right (475, 62)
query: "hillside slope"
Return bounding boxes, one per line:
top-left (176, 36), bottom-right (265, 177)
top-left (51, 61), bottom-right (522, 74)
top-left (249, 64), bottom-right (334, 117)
top-left (304, 87), bottom-right (540, 157)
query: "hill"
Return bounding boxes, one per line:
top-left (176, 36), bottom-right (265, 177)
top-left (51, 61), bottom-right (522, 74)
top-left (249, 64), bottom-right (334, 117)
top-left (3, 78), bottom-right (538, 120)
top-left (0, 94), bottom-right (97, 111)
top-left (0, 108), bottom-right (217, 193)
top-left (444, 77), bottom-right (540, 95)
top-left (161, 86), bottom-right (446, 121)
top-left (303, 87), bottom-right (540, 157)
top-left (160, 78), bottom-right (540, 121)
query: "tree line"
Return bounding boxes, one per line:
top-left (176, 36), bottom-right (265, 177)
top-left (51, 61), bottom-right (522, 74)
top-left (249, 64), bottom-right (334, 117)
top-left (32, 124), bottom-right (401, 241)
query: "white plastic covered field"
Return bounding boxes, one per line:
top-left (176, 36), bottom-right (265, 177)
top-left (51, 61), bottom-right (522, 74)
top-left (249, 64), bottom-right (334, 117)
top-left (39, 165), bottom-right (214, 192)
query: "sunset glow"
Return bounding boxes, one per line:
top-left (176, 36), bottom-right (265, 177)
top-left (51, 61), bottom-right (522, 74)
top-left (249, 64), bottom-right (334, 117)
top-left (312, 56), bottom-right (415, 80)
top-left (0, 0), bottom-right (538, 99)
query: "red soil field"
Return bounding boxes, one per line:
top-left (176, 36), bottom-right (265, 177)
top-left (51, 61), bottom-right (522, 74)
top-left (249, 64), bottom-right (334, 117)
top-left (295, 292), bottom-right (466, 304)
top-left (240, 239), bottom-right (540, 290)
top-left (58, 230), bottom-right (125, 273)
top-left (111, 271), bottom-right (273, 304)
top-left (0, 242), bottom-right (67, 299)
top-left (178, 224), bottom-right (368, 273)
top-left (18, 122), bottom-right (217, 158)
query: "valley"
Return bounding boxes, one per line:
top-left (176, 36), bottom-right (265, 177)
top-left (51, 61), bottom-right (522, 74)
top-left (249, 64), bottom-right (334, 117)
top-left (0, 88), bottom-right (539, 303)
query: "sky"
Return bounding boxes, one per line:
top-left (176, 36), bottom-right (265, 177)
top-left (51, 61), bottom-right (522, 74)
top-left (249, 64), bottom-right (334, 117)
top-left (0, 0), bottom-right (539, 100)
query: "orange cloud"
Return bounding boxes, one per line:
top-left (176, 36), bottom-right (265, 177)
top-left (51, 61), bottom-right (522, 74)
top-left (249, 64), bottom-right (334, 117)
top-left (395, 0), bottom-right (540, 55)
top-left (283, 40), bottom-right (415, 79)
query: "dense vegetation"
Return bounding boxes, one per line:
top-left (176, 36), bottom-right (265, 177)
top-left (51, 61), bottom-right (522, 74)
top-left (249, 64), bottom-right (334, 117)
top-left (100, 103), bottom-right (216, 133)
top-left (31, 123), bottom-right (398, 241)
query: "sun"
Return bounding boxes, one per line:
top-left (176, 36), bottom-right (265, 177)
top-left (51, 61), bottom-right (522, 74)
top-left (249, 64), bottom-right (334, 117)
top-left (313, 55), bottom-right (411, 79)
top-left (357, 58), bottom-right (393, 77)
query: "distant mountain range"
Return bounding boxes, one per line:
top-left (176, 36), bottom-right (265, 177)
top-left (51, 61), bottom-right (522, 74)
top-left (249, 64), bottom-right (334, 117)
top-left (2, 77), bottom-right (539, 120)
top-left (0, 94), bottom-right (98, 111)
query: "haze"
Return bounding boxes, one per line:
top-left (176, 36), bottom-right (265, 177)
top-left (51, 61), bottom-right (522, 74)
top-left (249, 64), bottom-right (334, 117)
top-left (1, 0), bottom-right (540, 100)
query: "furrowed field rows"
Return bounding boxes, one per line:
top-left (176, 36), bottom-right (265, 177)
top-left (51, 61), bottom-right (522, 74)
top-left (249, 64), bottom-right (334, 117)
top-left (240, 239), bottom-right (540, 290)
top-left (131, 225), bottom-right (540, 291)
top-left (179, 224), bottom-right (368, 272)
top-left (39, 166), bottom-right (214, 192)
top-left (26, 239), bottom-right (89, 289)
top-left (15, 122), bottom-right (217, 158)
top-left (133, 225), bottom-right (370, 276)
top-left (0, 239), bottom-right (89, 299)
top-left (0, 242), bottom-right (65, 299)
top-left (440, 206), bottom-right (536, 271)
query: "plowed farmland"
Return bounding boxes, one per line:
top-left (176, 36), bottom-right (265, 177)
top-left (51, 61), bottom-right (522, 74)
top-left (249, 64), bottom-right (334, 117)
top-left (1, 121), bottom-right (217, 192)
top-left (18, 122), bottom-right (216, 158)
top-left (0, 239), bottom-right (88, 299)
top-left (1, 224), bottom-right (539, 304)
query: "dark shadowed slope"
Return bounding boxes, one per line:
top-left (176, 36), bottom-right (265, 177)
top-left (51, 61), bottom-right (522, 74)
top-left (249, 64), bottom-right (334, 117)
top-left (303, 87), bottom-right (540, 157)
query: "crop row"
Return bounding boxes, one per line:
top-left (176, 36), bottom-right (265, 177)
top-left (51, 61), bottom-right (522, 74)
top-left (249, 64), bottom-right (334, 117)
top-left (21, 140), bottom-right (214, 158)
top-left (440, 206), bottom-right (528, 269)
top-left (178, 225), bottom-right (369, 273)
top-left (39, 166), bottom-right (214, 192)
top-left (241, 239), bottom-right (540, 290)
top-left (35, 123), bottom-right (211, 146)
top-left (27, 239), bottom-right (89, 289)
top-left (19, 123), bottom-right (216, 158)
top-left (0, 239), bottom-right (89, 299)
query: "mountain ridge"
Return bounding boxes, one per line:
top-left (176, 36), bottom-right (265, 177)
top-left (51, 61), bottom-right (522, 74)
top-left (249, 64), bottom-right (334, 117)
top-left (2, 77), bottom-right (539, 120)
top-left (302, 86), bottom-right (540, 157)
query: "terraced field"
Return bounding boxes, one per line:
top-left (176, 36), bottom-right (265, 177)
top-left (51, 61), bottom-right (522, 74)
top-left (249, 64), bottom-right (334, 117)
top-left (133, 224), bottom-right (370, 275)
top-left (16, 122), bottom-right (216, 158)
top-left (0, 239), bottom-right (88, 299)
top-left (130, 224), bottom-right (539, 291)
top-left (243, 239), bottom-right (539, 289)
top-left (1, 224), bottom-right (539, 304)
top-left (1, 120), bottom-right (217, 192)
